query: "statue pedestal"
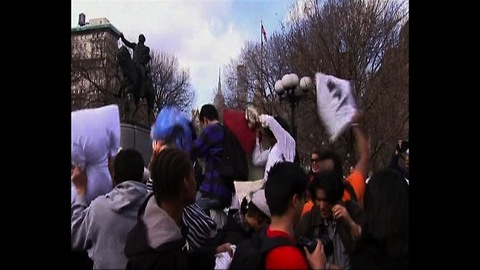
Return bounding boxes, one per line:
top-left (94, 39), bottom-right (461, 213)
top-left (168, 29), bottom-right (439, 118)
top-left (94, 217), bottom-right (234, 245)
top-left (120, 122), bottom-right (152, 164)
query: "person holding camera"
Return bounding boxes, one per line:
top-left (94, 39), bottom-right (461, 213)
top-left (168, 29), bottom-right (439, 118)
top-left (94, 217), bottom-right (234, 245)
top-left (388, 139), bottom-right (409, 182)
top-left (263, 162), bottom-right (327, 270)
top-left (295, 170), bottom-right (364, 270)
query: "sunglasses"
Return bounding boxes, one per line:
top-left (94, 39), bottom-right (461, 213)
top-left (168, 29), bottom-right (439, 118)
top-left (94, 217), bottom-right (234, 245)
top-left (311, 158), bottom-right (319, 163)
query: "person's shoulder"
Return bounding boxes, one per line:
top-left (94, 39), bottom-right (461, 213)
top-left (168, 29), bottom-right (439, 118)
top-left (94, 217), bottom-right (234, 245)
top-left (346, 170), bottom-right (365, 189)
top-left (345, 198), bottom-right (363, 212)
top-left (346, 169), bottom-right (364, 181)
top-left (204, 123), bottom-right (223, 132)
top-left (269, 245), bottom-right (302, 255)
top-left (266, 245), bottom-right (306, 268)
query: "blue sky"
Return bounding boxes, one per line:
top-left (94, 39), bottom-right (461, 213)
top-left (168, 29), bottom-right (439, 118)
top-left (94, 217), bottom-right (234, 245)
top-left (71, 0), bottom-right (301, 109)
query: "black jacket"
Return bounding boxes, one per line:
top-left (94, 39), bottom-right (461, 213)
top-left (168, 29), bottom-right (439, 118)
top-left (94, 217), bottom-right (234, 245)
top-left (294, 200), bottom-right (364, 255)
top-left (211, 211), bottom-right (252, 246)
top-left (350, 231), bottom-right (409, 270)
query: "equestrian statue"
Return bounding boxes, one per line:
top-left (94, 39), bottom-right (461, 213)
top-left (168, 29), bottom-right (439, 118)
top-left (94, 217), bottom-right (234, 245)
top-left (115, 33), bottom-right (155, 126)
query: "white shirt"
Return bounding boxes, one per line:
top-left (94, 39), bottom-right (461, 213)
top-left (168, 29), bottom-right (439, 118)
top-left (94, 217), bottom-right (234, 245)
top-left (252, 137), bottom-right (270, 166)
top-left (259, 114), bottom-right (296, 182)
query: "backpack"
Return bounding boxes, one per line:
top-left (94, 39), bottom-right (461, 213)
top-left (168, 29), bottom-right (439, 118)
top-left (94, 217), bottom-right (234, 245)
top-left (229, 227), bottom-right (296, 270)
top-left (218, 123), bottom-right (249, 182)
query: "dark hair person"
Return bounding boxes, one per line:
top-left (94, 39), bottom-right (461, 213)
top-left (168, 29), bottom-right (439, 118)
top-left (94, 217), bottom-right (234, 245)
top-left (350, 168), bottom-right (409, 270)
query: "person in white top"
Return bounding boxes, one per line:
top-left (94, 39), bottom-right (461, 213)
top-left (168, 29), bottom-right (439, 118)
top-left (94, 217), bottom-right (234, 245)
top-left (233, 113), bottom-right (296, 208)
top-left (233, 128), bottom-right (271, 208)
top-left (252, 129), bottom-right (270, 167)
top-left (256, 114), bottom-right (296, 182)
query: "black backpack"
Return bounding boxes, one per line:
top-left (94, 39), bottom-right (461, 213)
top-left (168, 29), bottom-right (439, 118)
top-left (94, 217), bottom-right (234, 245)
top-left (229, 227), bottom-right (296, 270)
top-left (218, 123), bottom-right (249, 182)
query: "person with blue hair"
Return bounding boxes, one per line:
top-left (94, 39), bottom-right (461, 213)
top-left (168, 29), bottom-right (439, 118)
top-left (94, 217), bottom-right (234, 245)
top-left (146, 106), bottom-right (233, 257)
top-left (143, 105), bottom-right (234, 269)
top-left (150, 105), bottom-right (192, 152)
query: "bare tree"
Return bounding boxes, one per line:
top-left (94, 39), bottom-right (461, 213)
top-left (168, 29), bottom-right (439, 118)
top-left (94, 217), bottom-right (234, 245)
top-left (71, 33), bottom-right (120, 111)
top-left (222, 0), bottom-right (409, 172)
top-left (72, 36), bottom-right (195, 127)
top-left (149, 50), bottom-right (195, 118)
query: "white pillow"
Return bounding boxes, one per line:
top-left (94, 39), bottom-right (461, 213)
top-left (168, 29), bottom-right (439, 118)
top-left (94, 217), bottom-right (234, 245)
top-left (71, 105), bottom-right (120, 205)
top-left (315, 72), bottom-right (358, 142)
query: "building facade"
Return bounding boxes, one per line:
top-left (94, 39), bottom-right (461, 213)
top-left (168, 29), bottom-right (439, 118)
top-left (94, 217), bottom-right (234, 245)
top-left (71, 13), bottom-right (122, 111)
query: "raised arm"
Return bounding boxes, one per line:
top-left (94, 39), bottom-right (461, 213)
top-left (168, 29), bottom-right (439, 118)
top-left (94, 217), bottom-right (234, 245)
top-left (259, 114), bottom-right (296, 162)
top-left (351, 114), bottom-right (369, 179)
top-left (71, 167), bottom-right (93, 251)
top-left (252, 135), bottom-right (269, 166)
top-left (120, 33), bottom-right (135, 50)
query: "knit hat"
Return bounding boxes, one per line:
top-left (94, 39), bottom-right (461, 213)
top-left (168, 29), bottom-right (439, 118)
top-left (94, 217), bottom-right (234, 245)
top-left (251, 189), bottom-right (271, 218)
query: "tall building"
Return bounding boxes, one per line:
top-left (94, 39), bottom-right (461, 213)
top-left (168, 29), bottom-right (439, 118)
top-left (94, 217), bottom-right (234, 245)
top-left (71, 13), bottom-right (122, 111)
top-left (213, 68), bottom-right (225, 116)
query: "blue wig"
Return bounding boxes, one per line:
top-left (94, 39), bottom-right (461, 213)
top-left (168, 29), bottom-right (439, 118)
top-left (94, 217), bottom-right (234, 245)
top-left (151, 106), bottom-right (192, 152)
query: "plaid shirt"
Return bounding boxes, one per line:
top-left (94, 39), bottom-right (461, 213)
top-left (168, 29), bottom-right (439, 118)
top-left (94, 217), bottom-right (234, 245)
top-left (191, 123), bottom-right (233, 205)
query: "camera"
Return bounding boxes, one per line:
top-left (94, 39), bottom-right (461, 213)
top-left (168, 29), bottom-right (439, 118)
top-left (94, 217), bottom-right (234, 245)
top-left (297, 235), bottom-right (334, 256)
top-left (396, 140), bottom-right (409, 153)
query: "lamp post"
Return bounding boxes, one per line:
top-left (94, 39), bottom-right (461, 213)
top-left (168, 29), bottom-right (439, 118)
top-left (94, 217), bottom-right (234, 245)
top-left (274, 73), bottom-right (313, 140)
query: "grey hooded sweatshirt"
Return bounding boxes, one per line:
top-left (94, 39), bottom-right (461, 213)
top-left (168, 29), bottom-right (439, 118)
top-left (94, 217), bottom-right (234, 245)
top-left (124, 194), bottom-right (190, 269)
top-left (71, 180), bottom-right (149, 270)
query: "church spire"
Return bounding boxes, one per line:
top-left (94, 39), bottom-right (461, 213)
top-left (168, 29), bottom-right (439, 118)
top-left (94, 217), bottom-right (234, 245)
top-left (218, 67), bottom-right (222, 93)
top-left (214, 67), bottom-right (225, 118)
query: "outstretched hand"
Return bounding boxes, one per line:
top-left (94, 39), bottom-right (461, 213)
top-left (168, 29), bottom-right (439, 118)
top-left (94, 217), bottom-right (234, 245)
top-left (152, 140), bottom-right (167, 154)
top-left (216, 243), bottom-right (234, 258)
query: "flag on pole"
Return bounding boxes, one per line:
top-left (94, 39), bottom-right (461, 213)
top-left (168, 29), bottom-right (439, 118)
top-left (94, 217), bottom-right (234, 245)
top-left (261, 22), bottom-right (267, 42)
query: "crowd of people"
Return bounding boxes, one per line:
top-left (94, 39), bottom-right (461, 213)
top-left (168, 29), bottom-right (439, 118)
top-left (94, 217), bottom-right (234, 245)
top-left (71, 103), bottom-right (409, 269)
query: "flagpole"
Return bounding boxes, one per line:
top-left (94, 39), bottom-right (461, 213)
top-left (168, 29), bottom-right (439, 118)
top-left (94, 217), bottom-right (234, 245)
top-left (260, 18), bottom-right (264, 98)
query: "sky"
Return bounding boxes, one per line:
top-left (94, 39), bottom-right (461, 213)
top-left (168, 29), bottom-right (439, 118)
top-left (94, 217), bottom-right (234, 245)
top-left (71, 0), bottom-right (301, 110)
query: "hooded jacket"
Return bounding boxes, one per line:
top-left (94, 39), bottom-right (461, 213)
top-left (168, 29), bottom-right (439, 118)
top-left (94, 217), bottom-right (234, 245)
top-left (71, 180), bottom-right (149, 269)
top-left (124, 193), bottom-right (189, 270)
top-left (295, 200), bottom-right (364, 255)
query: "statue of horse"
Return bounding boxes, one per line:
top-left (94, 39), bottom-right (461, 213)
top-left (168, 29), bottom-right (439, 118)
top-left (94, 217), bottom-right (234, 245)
top-left (116, 45), bottom-right (155, 126)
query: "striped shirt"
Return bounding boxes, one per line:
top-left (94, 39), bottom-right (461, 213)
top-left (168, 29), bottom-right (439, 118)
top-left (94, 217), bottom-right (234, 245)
top-left (145, 182), bottom-right (217, 251)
